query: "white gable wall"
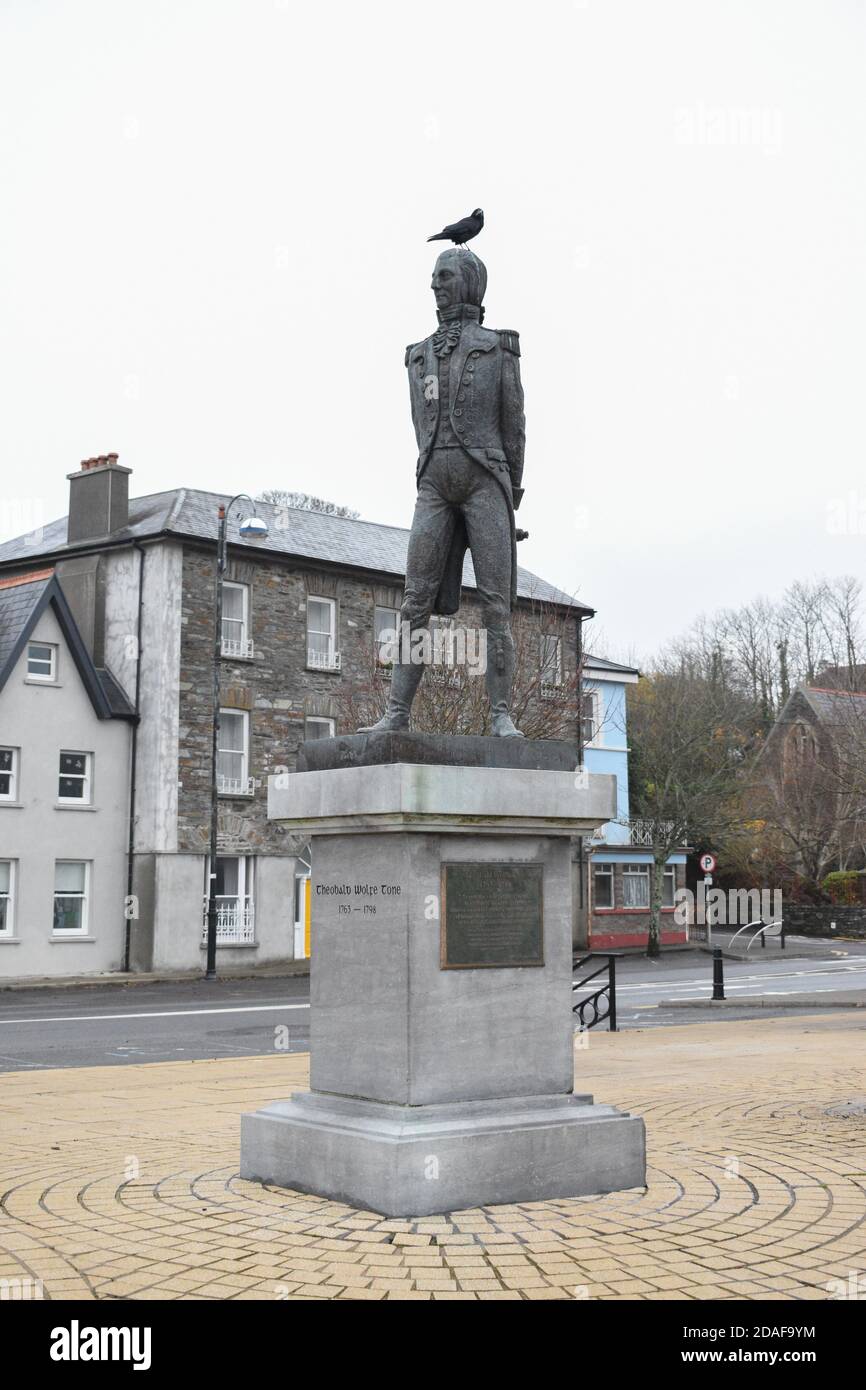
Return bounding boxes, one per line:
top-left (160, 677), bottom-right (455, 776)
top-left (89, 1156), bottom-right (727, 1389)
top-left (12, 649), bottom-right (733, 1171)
top-left (0, 605), bottom-right (131, 978)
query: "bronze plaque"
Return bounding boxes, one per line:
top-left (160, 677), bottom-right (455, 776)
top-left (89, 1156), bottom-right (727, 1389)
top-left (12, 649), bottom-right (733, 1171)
top-left (440, 862), bottom-right (544, 969)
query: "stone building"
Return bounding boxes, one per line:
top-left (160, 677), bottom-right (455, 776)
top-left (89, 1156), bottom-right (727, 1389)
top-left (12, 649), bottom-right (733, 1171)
top-left (751, 682), bottom-right (866, 885)
top-left (0, 458), bottom-right (595, 978)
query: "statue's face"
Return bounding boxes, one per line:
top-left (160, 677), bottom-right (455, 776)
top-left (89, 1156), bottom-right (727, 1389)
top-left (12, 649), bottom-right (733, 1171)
top-left (431, 253), bottom-right (464, 311)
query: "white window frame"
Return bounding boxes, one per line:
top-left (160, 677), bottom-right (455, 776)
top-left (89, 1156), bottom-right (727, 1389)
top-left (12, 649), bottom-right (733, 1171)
top-left (622, 862), bottom-right (651, 910)
top-left (221, 581), bottom-right (253, 659)
top-left (304, 716), bottom-right (336, 741)
top-left (374, 604), bottom-right (401, 666)
top-left (582, 689), bottom-right (601, 747)
top-left (662, 865), bottom-right (677, 908)
top-left (540, 634), bottom-right (563, 692)
top-left (27, 641), bottom-right (57, 682)
top-left (53, 860), bottom-right (90, 935)
top-left (217, 709), bottom-right (252, 796)
top-left (58, 750), bottom-right (92, 804)
top-left (202, 854), bottom-right (256, 944)
top-left (306, 596), bottom-right (340, 671)
top-left (0, 746), bottom-right (19, 801)
top-left (593, 862), bottom-right (614, 910)
top-left (0, 860), bottom-right (15, 937)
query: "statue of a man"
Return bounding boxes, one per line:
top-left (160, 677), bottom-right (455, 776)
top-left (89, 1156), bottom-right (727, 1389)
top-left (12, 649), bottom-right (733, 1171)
top-left (362, 247), bottom-right (526, 737)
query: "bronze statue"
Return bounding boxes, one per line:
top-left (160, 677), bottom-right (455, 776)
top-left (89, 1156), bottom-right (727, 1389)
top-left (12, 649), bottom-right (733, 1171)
top-left (361, 247), bottom-right (526, 737)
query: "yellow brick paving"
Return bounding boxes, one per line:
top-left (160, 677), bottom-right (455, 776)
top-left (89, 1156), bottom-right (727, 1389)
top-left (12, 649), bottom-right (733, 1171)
top-left (0, 1013), bottom-right (864, 1301)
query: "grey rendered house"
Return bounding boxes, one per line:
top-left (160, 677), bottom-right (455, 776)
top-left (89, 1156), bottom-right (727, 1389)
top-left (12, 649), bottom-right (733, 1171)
top-left (0, 571), bottom-right (134, 976)
top-left (0, 455), bottom-right (593, 980)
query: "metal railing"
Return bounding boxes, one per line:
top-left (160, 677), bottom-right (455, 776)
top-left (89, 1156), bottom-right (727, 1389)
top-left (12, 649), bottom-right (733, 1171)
top-left (201, 895), bottom-right (255, 944)
top-left (572, 952), bottom-right (623, 1031)
top-left (307, 648), bottom-right (342, 672)
top-left (627, 818), bottom-right (674, 847)
top-left (216, 773), bottom-right (255, 797)
top-left (220, 635), bottom-right (255, 660)
top-left (727, 919), bottom-right (786, 951)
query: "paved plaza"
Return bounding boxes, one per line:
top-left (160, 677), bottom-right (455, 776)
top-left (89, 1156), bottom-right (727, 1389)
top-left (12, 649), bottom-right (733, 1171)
top-left (1, 1013), bottom-right (864, 1301)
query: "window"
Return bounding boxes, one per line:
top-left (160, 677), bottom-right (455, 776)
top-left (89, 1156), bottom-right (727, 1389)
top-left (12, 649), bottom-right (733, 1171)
top-left (374, 605), bottom-right (400, 666)
top-left (221, 582), bottom-right (253, 659)
top-left (788, 722), bottom-right (816, 766)
top-left (217, 710), bottom-right (251, 795)
top-left (540, 635), bottom-right (562, 690)
top-left (53, 861), bottom-right (88, 933)
top-left (0, 861), bottom-right (14, 936)
top-left (430, 615), bottom-right (459, 670)
top-left (306, 596), bottom-right (340, 670)
top-left (304, 716), bottom-right (335, 741)
top-left (593, 863), bottom-right (613, 909)
top-left (582, 690), bottom-right (600, 745)
top-left (0, 747), bottom-right (18, 800)
top-left (202, 855), bottom-right (255, 944)
top-left (58, 751), bottom-right (91, 803)
top-left (662, 865), bottom-right (677, 908)
top-left (622, 863), bottom-right (651, 909)
top-left (27, 642), bottom-right (57, 681)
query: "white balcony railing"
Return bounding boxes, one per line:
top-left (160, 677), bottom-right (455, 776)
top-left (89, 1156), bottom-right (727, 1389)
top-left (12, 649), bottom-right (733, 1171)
top-left (201, 895), bottom-right (255, 944)
top-left (217, 773), bottom-right (255, 797)
top-left (221, 635), bottom-right (254, 660)
top-left (628, 818), bottom-right (674, 846)
top-left (307, 648), bottom-right (341, 672)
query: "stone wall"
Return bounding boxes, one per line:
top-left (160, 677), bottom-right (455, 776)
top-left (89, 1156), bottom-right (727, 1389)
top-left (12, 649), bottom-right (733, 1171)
top-left (177, 542), bottom-right (581, 858)
top-left (781, 903), bottom-right (866, 939)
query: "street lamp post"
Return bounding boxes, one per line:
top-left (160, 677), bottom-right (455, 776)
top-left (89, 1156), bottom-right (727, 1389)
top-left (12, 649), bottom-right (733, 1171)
top-left (205, 494), bottom-right (269, 981)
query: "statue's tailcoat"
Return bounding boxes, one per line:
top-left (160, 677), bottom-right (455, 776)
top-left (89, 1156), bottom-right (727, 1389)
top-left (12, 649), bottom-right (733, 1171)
top-left (405, 320), bottom-right (525, 616)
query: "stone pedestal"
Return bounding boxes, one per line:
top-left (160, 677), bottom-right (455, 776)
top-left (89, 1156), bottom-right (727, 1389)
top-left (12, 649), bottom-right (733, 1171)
top-left (240, 736), bottom-right (646, 1216)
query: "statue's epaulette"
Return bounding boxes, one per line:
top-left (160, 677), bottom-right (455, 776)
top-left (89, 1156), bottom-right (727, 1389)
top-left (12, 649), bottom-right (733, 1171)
top-left (497, 329), bottom-right (520, 356)
top-left (404, 342), bottom-right (416, 367)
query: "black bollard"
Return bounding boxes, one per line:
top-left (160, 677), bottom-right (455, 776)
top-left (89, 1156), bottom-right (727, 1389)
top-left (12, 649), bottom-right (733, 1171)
top-left (712, 947), bottom-right (725, 1001)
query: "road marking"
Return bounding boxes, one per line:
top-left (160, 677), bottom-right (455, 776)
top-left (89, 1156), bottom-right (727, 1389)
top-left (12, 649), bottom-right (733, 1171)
top-left (0, 1003), bottom-right (310, 1025)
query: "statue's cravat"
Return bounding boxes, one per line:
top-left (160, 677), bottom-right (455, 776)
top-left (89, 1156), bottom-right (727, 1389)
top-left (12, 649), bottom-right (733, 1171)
top-left (431, 302), bottom-right (482, 358)
top-left (432, 319), bottom-right (463, 358)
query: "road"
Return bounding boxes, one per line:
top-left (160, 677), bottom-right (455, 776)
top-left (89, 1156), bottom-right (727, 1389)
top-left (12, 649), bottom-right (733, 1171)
top-left (0, 945), bottom-right (865, 1069)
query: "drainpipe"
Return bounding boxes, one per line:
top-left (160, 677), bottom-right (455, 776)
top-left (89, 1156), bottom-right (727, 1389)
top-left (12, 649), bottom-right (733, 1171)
top-left (576, 612), bottom-right (586, 766)
top-left (123, 542), bottom-right (146, 973)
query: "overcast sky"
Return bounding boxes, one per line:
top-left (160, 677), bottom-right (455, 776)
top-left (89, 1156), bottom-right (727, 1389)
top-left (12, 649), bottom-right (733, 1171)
top-left (1, 0), bottom-right (864, 660)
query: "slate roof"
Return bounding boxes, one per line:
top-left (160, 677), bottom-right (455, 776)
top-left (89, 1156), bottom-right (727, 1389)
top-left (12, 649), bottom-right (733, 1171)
top-left (0, 569), bottom-right (52, 677)
top-left (0, 572), bottom-right (136, 720)
top-left (584, 653), bottom-right (640, 678)
top-left (801, 686), bottom-right (866, 724)
top-left (0, 488), bottom-right (593, 616)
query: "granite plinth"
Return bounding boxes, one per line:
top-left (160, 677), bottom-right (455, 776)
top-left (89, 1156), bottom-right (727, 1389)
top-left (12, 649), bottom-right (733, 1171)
top-left (268, 761), bottom-right (617, 837)
top-left (239, 751), bottom-right (646, 1216)
top-left (241, 1091), bottom-right (646, 1218)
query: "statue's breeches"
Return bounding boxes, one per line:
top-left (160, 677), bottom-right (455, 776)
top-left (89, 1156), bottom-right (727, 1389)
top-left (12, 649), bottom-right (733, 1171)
top-left (402, 449), bottom-right (512, 639)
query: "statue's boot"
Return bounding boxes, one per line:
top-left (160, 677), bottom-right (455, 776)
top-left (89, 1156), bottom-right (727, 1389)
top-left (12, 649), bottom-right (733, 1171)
top-left (357, 660), bottom-right (424, 733)
top-left (486, 630), bottom-right (524, 738)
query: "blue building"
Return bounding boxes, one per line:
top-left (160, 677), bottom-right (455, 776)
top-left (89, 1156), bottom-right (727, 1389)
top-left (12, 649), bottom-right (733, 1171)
top-left (579, 655), bottom-right (688, 950)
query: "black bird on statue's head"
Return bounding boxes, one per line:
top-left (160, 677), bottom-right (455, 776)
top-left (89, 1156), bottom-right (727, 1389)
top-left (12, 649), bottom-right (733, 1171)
top-left (427, 208), bottom-right (484, 247)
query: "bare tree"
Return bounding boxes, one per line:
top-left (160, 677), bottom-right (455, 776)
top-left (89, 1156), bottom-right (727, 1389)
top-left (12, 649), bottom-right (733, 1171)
top-left (257, 488), bottom-right (359, 519)
top-left (676, 574), bottom-right (865, 726)
top-left (334, 598), bottom-right (595, 744)
top-left (627, 654), bottom-right (757, 956)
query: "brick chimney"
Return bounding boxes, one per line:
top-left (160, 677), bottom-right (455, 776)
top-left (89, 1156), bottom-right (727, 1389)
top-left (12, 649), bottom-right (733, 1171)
top-left (66, 453), bottom-right (131, 543)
